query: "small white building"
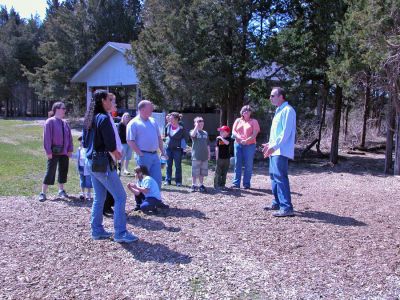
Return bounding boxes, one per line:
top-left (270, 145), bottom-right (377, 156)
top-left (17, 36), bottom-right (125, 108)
top-left (71, 42), bottom-right (141, 109)
top-left (71, 42), bottom-right (166, 133)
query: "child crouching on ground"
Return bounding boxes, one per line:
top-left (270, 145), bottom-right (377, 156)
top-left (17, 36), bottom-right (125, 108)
top-left (127, 165), bottom-right (169, 213)
top-left (76, 136), bottom-right (92, 200)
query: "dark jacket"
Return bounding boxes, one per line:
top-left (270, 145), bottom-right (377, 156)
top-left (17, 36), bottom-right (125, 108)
top-left (165, 124), bottom-right (187, 149)
top-left (84, 113), bottom-right (116, 159)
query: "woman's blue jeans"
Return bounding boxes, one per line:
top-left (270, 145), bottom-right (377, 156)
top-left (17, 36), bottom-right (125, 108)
top-left (166, 148), bottom-right (183, 184)
top-left (269, 155), bottom-right (293, 212)
top-left (88, 160), bottom-right (127, 238)
top-left (233, 143), bottom-right (256, 188)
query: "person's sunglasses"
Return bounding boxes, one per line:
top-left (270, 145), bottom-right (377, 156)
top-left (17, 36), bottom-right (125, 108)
top-left (59, 107), bottom-right (66, 110)
top-left (197, 120), bottom-right (204, 123)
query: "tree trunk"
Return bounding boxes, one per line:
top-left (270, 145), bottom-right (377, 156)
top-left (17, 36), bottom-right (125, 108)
top-left (376, 93), bottom-right (386, 135)
top-left (384, 103), bottom-right (395, 174)
top-left (390, 80), bottom-right (400, 175)
top-left (24, 86), bottom-right (28, 116)
top-left (43, 101), bottom-right (47, 117)
top-left (10, 97), bottom-right (14, 117)
top-left (316, 90), bottom-right (323, 123)
top-left (330, 86), bottom-right (343, 164)
top-left (316, 81), bottom-right (329, 154)
top-left (32, 98), bottom-right (36, 116)
top-left (227, 7), bottom-right (248, 128)
top-left (5, 97), bottom-right (9, 118)
top-left (344, 102), bottom-right (351, 141)
top-left (394, 113), bottom-right (400, 175)
top-left (220, 98), bottom-right (227, 126)
top-left (227, 92), bottom-right (240, 129)
top-left (361, 72), bottom-right (371, 148)
top-left (227, 92), bottom-right (235, 128)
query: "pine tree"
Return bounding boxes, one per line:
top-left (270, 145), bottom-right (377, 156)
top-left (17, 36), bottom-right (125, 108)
top-left (130, 0), bottom-right (281, 126)
top-left (25, 0), bottom-right (142, 112)
top-left (0, 7), bottom-right (42, 117)
top-left (329, 0), bottom-right (400, 174)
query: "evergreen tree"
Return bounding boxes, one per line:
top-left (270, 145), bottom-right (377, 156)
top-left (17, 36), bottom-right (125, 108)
top-left (0, 7), bottom-right (42, 116)
top-left (130, 0), bottom-right (283, 126)
top-left (26, 0), bottom-right (142, 111)
top-left (329, 0), bottom-right (400, 173)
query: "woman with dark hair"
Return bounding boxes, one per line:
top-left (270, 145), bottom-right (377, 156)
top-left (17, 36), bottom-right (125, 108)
top-left (231, 105), bottom-right (260, 189)
top-left (83, 90), bottom-right (138, 243)
top-left (164, 112), bottom-right (187, 186)
top-left (38, 102), bottom-right (73, 202)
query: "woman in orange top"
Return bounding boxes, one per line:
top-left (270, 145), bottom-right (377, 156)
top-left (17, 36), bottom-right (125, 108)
top-left (231, 105), bottom-right (260, 189)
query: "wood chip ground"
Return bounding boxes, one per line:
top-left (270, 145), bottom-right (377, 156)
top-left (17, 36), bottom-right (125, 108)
top-left (1, 153), bottom-right (400, 299)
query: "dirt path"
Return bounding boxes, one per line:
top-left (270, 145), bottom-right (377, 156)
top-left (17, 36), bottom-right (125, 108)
top-left (1, 153), bottom-right (399, 299)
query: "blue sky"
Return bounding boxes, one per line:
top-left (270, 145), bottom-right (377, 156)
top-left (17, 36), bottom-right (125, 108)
top-left (0, 0), bottom-right (48, 19)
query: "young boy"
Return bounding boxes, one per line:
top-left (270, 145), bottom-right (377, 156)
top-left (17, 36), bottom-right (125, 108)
top-left (76, 136), bottom-right (92, 200)
top-left (214, 126), bottom-right (232, 189)
top-left (190, 116), bottom-right (210, 192)
top-left (127, 165), bottom-right (169, 213)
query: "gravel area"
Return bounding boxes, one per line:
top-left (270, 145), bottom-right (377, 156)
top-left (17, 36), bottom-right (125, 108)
top-left (1, 153), bottom-right (400, 299)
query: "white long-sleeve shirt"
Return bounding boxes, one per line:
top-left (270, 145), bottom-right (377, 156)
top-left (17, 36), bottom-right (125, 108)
top-left (268, 101), bottom-right (296, 159)
top-left (108, 114), bottom-right (122, 152)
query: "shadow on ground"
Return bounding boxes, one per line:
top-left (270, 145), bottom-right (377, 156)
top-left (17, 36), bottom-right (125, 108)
top-left (162, 187), bottom-right (190, 194)
top-left (51, 196), bottom-right (92, 208)
top-left (127, 214), bottom-right (181, 232)
top-left (248, 149), bottom-right (388, 177)
top-left (290, 155), bottom-right (387, 177)
top-left (154, 207), bottom-right (208, 219)
top-left (121, 240), bottom-right (192, 264)
top-left (222, 187), bottom-right (302, 198)
top-left (296, 210), bottom-right (367, 226)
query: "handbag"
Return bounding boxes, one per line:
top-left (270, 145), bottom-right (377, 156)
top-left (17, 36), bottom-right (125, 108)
top-left (92, 151), bottom-right (109, 172)
top-left (51, 145), bottom-right (63, 154)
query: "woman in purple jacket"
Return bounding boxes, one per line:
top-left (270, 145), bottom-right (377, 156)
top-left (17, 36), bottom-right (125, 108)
top-left (38, 102), bottom-right (73, 202)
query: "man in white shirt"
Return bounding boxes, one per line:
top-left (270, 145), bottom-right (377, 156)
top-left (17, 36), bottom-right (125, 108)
top-left (126, 100), bottom-right (166, 188)
top-left (262, 87), bottom-right (296, 217)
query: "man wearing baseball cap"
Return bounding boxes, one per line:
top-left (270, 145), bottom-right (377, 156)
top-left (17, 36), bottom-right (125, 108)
top-left (214, 125), bottom-right (233, 189)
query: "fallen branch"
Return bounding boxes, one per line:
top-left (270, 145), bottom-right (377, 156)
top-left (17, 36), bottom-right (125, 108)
top-left (347, 150), bottom-right (366, 155)
top-left (352, 144), bottom-right (386, 152)
top-left (300, 138), bottom-right (319, 159)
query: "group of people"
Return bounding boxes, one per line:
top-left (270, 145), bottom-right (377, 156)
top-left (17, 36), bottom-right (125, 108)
top-left (38, 86), bottom-right (297, 243)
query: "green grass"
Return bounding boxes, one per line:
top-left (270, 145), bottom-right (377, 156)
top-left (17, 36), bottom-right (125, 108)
top-left (0, 119), bottom-right (81, 196)
top-left (0, 119), bottom-right (217, 196)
